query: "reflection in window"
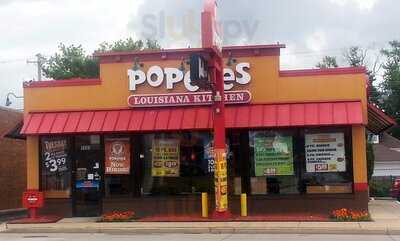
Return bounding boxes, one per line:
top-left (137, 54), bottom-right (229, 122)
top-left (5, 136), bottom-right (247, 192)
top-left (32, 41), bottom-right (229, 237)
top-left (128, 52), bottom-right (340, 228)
top-left (249, 130), bottom-right (299, 195)
top-left (249, 128), bottom-right (353, 195)
top-left (40, 136), bottom-right (71, 193)
top-left (141, 132), bottom-right (213, 195)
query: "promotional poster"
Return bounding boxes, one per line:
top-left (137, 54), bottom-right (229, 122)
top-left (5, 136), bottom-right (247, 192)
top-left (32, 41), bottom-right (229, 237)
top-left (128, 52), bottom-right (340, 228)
top-left (305, 133), bottom-right (346, 173)
top-left (105, 138), bottom-right (131, 175)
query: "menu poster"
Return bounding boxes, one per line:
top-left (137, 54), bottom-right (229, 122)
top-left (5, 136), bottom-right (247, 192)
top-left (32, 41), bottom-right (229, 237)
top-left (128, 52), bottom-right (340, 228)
top-left (152, 139), bottom-right (180, 177)
top-left (254, 136), bottom-right (294, 176)
top-left (41, 137), bottom-right (69, 173)
top-left (305, 133), bottom-right (346, 173)
top-left (105, 138), bottom-right (131, 175)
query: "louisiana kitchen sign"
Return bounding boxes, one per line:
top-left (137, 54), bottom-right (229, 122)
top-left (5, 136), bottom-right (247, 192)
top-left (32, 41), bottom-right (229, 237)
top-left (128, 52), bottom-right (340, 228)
top-left (128, 91), bottom-right (251, 107)
top-left (127, 62), bottom-right (252, 107)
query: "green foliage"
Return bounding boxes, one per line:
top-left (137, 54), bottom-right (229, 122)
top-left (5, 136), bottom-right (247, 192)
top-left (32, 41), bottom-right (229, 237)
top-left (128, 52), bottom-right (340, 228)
top-left (316, 56), bottom-right (339, 68)
top-left (345, 46), bottom-right (367, 67)
top-left (369, 177), bottom-right (392, 197)
top-left (97, 38), bottom-right (161, 52)
top-left (381, 41), bottom-right (400, 139)
top-left (42, 38), bottom-right (161, 80)
top-left (42, 43), bottom-right (99, 80)
top-left (366, 142), bottom-right (375, 182)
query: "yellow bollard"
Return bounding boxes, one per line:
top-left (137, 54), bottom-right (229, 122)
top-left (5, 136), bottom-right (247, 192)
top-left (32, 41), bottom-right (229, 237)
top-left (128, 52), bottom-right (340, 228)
top-left (201, 192), bottom-right (208, 218)
top-left (241, 193), bottom-right (247, 217)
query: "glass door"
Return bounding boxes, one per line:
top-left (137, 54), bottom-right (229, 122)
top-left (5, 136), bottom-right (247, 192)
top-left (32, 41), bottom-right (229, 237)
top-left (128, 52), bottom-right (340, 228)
top-left (72, 135), bottom-right (103, 217)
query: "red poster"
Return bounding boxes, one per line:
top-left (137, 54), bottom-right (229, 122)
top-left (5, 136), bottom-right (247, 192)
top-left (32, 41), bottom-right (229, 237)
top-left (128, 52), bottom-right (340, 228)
top-left (105, 138), bottom-right (131, 175)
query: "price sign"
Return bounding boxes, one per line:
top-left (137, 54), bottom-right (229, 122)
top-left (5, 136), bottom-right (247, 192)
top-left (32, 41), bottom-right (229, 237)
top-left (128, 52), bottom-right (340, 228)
top-left (41, 137), bottom-right (70, 173)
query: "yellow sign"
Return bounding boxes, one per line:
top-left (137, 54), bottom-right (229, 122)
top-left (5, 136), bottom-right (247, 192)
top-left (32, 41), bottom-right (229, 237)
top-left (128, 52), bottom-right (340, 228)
top-left (214, 148), bottom-right (228, 212)
top-left (152, 139), bottom-right (180, 177)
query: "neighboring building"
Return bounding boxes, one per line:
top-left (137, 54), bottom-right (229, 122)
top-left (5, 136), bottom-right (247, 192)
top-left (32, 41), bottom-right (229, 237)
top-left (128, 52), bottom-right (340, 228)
top-left (372, 132), bottom-right (400, 177)
top-left (0, 107), bottom-right (26, 210)
top-left (20, 44), bottom-right (393, 218)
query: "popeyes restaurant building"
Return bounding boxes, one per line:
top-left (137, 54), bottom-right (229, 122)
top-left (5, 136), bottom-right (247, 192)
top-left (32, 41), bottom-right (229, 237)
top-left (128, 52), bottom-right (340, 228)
top-left (20, 44), bottom-right (395, 218)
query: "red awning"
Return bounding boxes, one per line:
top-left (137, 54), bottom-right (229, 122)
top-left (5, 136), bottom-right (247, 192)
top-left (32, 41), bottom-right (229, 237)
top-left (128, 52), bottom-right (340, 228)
top-left (21, 101), bottom-right (364, 135)
top-left (367, 104), bottom-right (396, 134)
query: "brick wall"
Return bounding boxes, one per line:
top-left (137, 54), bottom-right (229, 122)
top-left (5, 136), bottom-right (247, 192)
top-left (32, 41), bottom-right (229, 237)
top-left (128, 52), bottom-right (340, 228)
top-left (0, 107), bottom-right (26, 210)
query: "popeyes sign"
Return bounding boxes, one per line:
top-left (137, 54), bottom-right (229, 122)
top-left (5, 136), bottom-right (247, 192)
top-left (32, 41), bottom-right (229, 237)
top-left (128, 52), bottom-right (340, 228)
top-left (127, 63), bottom-right (252, 107)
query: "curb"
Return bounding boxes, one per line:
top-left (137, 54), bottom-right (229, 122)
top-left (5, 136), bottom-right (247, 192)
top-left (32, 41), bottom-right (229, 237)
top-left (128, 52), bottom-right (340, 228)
top-left (0, 209), bottom-right (27, 223)
top-left (0, 223), bottom-right (6, 233)
top-left (4, 224), bottom-right (400, 235)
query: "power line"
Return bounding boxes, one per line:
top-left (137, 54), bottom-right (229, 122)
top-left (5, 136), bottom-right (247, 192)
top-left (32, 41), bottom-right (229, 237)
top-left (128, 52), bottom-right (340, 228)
top-left (0, 59), bottom-right (26, 64)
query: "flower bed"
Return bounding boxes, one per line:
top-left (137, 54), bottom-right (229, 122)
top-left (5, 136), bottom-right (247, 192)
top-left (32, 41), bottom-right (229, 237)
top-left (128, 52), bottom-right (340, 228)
top-left (330, 208), bottom-right (371, 222)
top-left (100, 211), bottom-right (136, 222)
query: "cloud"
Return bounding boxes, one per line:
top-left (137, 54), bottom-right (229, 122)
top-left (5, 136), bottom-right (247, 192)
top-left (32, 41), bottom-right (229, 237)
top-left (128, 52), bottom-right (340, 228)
top-left (329, 0), bottom-right (380, 11)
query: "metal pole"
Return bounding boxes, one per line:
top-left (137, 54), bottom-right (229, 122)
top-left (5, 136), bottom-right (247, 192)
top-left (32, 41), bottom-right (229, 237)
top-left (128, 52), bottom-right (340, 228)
top-left (27, 54), bottom-right (44, 81)
top-left (37, 54), bottom-right (43, 81)
top-left (201, 0), bottom-right (230, 218)
top-left (211, 51), bottom-right (230, 218)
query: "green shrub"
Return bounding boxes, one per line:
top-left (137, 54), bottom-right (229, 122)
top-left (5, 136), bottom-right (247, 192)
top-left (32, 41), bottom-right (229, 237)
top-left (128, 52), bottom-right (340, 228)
top-left (369, 177), bottom-right (392, 197)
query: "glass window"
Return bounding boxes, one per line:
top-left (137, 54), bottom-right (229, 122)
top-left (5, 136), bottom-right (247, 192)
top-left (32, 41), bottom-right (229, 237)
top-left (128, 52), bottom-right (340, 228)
top-left (141, 132), bottom-right (213, 195)
top-left (40, 136), bottom-right (71, 193)
top-left (248, 127), bottom-right (354, 195)
top-left (104, 136), bottom-right (132, 197)
top-left (249, 130), bottom-right (299, 195)
top-left (74, 135), bottom-right (102, 187)
top-left (302, 128), bottom-right (353, 194)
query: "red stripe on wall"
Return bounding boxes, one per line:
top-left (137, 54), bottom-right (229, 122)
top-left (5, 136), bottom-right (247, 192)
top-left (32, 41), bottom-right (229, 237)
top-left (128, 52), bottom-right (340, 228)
top-left (354, 183), bottom-right (368, 192)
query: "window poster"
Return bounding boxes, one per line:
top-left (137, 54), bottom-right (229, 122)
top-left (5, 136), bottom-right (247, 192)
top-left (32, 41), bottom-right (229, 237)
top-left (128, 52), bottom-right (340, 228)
top-left (254, 135), bottom-right (294, 176)
top-left (152, 139), bottom-right (180, 177)
top-left (105, 138), bottom-right (131, 175)
top-left (203, 138), bottom-right (215, 173)
top-left (305, 133), bottom-right (346, 173)
top-left (41, 137), bottom-right (70, 174)
top-left (202, 136), bottom-right (230, 174)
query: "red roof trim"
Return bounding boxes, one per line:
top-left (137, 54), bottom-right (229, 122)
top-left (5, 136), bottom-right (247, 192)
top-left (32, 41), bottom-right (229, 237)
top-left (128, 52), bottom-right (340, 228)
top-left (94, 44), bottom-right (285, 63)
top-left (279, 67), bottom-right (367, 77)
top-left (354, 183), bottom-right (368, 192)
top-left (23, 78), bottom-right (101, 88)
top-left (368, 103), bottom-right (396, 125)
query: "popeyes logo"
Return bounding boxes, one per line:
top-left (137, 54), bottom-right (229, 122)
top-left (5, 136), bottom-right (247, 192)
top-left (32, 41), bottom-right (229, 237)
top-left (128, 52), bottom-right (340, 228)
top-left (127, 63), bottom-right (252, 108)
top-left (128, 62), bottom-right (251, 92)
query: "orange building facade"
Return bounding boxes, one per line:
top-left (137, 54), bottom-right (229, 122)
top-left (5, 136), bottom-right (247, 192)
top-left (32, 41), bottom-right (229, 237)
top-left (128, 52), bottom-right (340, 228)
top-left (21, 44), bottom-right (374, 218)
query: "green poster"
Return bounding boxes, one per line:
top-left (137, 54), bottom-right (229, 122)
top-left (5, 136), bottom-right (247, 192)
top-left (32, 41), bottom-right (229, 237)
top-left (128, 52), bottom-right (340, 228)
top-left (254, 136), bottom-right (294, 176)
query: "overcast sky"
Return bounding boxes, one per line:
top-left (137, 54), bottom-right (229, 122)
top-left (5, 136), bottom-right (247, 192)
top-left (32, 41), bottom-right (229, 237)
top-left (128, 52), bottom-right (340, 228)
top-left (1, 0), bottom-right (399, 109)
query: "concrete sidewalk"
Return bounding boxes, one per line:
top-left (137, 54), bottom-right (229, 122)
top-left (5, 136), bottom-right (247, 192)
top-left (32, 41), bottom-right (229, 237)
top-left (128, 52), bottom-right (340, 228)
top-left (2, 200), bottom-right (400, 235)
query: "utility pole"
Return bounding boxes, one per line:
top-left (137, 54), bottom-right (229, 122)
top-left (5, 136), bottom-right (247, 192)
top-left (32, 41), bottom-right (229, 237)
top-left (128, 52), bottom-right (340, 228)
top-left (27, 54), bottom-right (45, 81)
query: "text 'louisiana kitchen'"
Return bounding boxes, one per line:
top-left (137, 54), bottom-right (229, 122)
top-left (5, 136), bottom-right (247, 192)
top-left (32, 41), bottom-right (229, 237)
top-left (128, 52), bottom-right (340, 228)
top-left (127, 62), bottom-right (252, 107)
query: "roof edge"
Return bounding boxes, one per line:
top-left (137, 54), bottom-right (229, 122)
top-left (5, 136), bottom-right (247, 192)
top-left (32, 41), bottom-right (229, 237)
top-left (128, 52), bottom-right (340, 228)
top-left (23, 78), bottom-right (101, 88)
top-left (280, 67), bottom-right (367, 77)
top-left (93, 44), bottom-right (286, 57)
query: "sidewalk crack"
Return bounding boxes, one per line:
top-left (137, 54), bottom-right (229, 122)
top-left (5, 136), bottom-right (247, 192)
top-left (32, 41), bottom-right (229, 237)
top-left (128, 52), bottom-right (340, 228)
top-left (219, 233), bottom-right (233, 241)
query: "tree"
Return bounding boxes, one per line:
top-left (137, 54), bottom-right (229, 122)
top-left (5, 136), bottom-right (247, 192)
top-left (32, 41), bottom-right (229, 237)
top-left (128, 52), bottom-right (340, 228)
top-left (97, 38), bottom-right (161, 52)
top-left (42, 44), bottom-right (99, 80)
top-left (316, 56), bottom-right (339, 68)
top-left (381, 41), bottom-right (400, 138)
top-left (343, 46), bottom-right (382, 106)
top-left (42, 38), bottom-right (161, 80)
